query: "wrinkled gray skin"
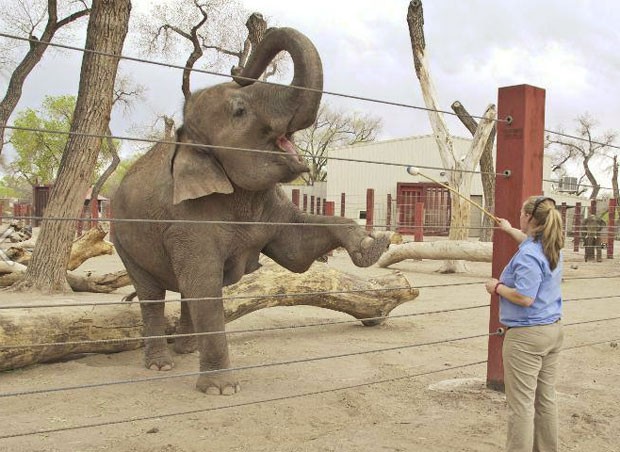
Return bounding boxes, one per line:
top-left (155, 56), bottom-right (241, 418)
top-left (112, 27), bottom-right (390, 395)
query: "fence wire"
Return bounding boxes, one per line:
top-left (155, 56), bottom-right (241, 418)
top-left (0, 331), bottom-right (501, 399)
top-left (1, 334), bottom-right (617, 441)
top-left (0, 360), bottom-right (487, 440)
top-left (0, 31), bottom-right (504, 124)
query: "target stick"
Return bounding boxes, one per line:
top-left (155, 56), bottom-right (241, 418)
top-left (406, 166), bottom-right (500, 224)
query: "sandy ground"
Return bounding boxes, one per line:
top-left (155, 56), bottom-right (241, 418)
top-left (0, 243), bottom-right (619, 452)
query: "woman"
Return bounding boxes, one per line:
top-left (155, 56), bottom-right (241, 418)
top-left (485, 196), bottom-right (565, 452)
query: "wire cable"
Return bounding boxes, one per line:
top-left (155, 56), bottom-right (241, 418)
top-left (2, 335), bottom-right (616, 439)
top-left (0, 31), bottom-right (506, 124)
top-left (0, 360), bottom-right (486, 440)
top-left (1, 124), bottom-right (505, 177)
top-left (0, 331), bottom-right (499, 399)
top-left (0, 304), bottom-right (489, 351)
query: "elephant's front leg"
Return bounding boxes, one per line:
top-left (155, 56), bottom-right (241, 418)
top-left (264, 214), bottom-right (391, 272)
top-left (182, 291), bottom-right (239, 395)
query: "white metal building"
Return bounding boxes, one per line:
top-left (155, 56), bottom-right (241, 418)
top-left (324, 135), bottom-right (562, 237)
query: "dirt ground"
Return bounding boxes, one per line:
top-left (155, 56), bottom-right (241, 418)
top-left (0, 243), bottom-right (619, 452)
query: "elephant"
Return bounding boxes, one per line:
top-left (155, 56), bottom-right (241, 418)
top-left (112, 27), bottom-right (390, 395)
top-left (582, 214), bottom-right (606, 262)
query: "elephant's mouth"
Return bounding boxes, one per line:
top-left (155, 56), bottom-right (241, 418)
top-left (275, 134), bottom-right (309, 171)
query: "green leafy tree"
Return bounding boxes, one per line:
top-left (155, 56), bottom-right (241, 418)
top-left (7, 95), bottom-right (117, 186)
top-left (0, 174), bottom-right (31, 200)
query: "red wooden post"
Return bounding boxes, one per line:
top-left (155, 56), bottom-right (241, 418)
top-left (340, 193), bottom-right (346, 217)
top-left (607, 198), bottom-right (616, 259)
top-left (77, 207), bottom-right (84, 237)
top-left (27, 204), bottom-right (33, 227)
top-left (365, 189), bottom-right (374, 232)
top-left (488, 84), bottom-right (546, 391)
top-left (107, 202), bottom-right (114, 241)
top-left (414, 202), bottom-right (424, 242)
top-left (386, 194), bottom-right (392, 231)
top-left (560, 202), bottom-right (567, 238)
top-left (573, 202), bottom-right (582, 252)
top-left (325, 201), bottom-right (335, 217)
top-left (325, 201), bottom-right (335, 256)
top-left (303, 194), bottom-right (308, 213)
top-left (291, 189), bottom-right (300, 208)
top-left (590, 198), bottom-right (597, 216)
top-left (90, 199), bottom-right (99, 230)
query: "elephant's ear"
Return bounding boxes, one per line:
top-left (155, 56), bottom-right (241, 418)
top-left (172, 143), bottom-right (234, 205)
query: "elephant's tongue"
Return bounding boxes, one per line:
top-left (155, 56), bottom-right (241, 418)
top-left (276, 135), bottom-right (303, 163)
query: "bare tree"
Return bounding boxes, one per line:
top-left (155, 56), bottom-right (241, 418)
top-left (0, 0), bottom-right (90, 155)
top-left (407, 0), bottom-right (496, 273)
top-left (135, 0), bottom-right (282, 100)
top-left (294, 103), bottom-right (382, 185)
top-left (15, 0), bottom-right (131, 292)
top-left (88, 75), bottom-right (146, 217)
top-left (547, 113), bottom-right (617, 200)
top-left (451, 101), bottom-right (497, 242)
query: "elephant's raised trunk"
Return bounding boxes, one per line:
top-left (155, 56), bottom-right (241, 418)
top-left (233, 27), bottom-right (323, 132)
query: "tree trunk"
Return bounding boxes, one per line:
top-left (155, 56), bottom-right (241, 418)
top-left (86, 127), bottom-right (120, 224)
top-left (407, 1), bottom-right (496, 273)
top-left (378, 241), bottom-right (493, 268)
top-left (0, 1), bottom-right (90, 156)
top-left (13, 0), bottom-right (131, 292)
top-left (451, 101), bottom-right (496, 243)
top-left (0, 260), bottom-right (418, 370)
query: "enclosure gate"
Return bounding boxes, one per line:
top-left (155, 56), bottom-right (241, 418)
top-left (396, 183), bottom-right (450, 236)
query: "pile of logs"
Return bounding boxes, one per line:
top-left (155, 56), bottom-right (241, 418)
top-left (1, 222), bottom-right (32, 243)
top-left (0, 225), bottom-right (129, 292)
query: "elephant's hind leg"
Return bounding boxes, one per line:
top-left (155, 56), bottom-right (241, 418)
top-left (173, 301), bottom-right (197, 354)
top-left (139, 291), bottom-right (173, 371)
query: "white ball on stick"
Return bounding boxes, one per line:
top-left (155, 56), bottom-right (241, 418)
top-left (406, 166), bottom-right (420, 176)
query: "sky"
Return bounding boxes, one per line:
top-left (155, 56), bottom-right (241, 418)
top-left (2, 0), bottom-right (620, 178)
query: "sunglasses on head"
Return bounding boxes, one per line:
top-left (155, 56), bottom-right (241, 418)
top-left (531, 196), bottom-right (556, 217)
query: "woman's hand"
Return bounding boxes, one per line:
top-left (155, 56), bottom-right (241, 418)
top-left (497, 218), bottom-right (512, 231)
top-left (485, 278), bottom-right (499, 295)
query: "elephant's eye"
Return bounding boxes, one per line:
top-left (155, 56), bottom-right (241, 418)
top-left (233, 106), bottom-right (246, 118)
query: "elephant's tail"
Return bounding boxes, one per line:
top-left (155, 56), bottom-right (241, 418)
top-left (122, 291), bottom-right (138, 302)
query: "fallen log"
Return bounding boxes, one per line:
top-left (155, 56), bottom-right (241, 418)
top-left (0, 226), bottom-right (119, 292)
top-left (378, 241), bottom-right (493, 268)
top-left (1, 226), bottom-right (114, 270)
top-left (0, 267), bottom-right (130, 293)
top-left (68, 226), bottom-right (114, 271)
top-left (0, 259), bottom-right (418, 370)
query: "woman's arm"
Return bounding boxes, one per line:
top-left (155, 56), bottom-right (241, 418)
top-left (497, 218), bottom-right (527, 244)
top-left (485, 278), bottom-right (534, 307)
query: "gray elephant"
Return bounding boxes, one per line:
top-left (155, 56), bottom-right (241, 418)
top-left (583, 214), bottom-right (606, 262)
top-left (112, 27), bottom-right (390, 395)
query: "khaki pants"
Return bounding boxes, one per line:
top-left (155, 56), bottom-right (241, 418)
top-left (503, 322), bottom-right (564, 452)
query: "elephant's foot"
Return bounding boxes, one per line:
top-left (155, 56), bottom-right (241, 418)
top-left (196, 374), bottom-right (240, 395)
top-left (173, 335), bottom-right (198, 354)
top-left (144, 342), bottom-right (174, 371)
top-left (173, 322), bottom-right (197, 354)
top-left (350, 232), bottom-right (391, 267)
